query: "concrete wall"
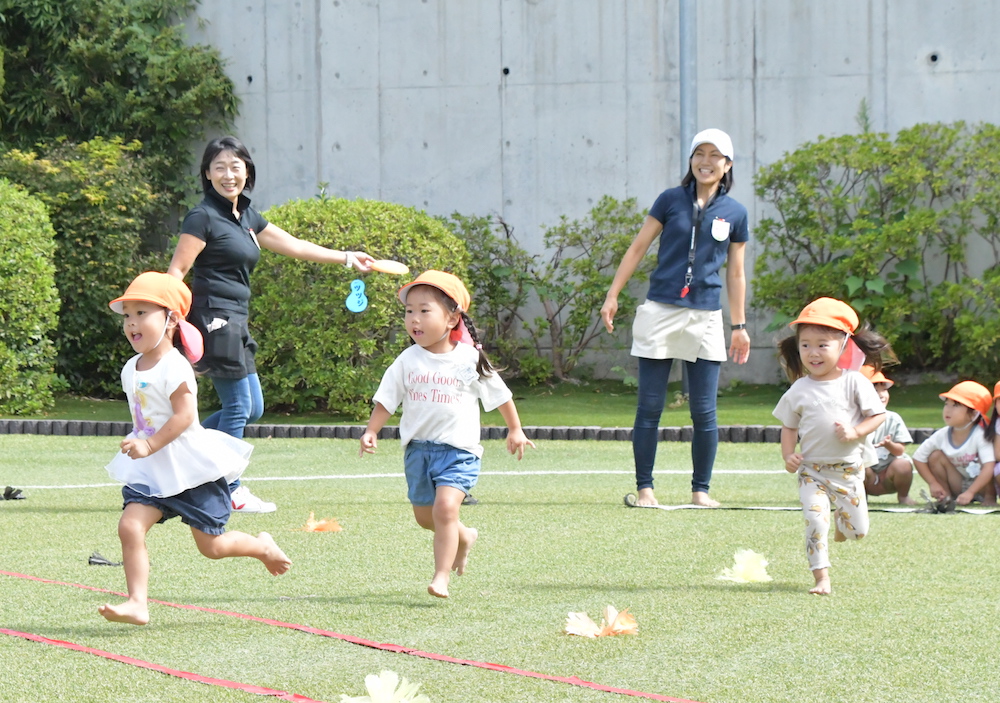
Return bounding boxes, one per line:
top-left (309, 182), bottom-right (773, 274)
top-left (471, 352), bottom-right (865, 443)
top-left (184, 0), bottom-right (999, 383)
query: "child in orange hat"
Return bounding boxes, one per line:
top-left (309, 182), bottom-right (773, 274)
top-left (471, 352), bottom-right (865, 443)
top-left (99, 272), bottom-right (290, 626)
top-left (859, 365), bottom-right (915, 505)
top-left (360, 270), bottom-right (534, 598)
top-left (913, 381), bottom-right (996, 507)
top-left (772, 298), bottom-right (892, 595)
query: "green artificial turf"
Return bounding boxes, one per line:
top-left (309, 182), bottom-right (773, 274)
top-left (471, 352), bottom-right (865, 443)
top-left (2, 436), bottom-right (998, 702)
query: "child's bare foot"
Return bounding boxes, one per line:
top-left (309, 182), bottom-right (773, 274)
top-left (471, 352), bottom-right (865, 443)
top-left (452, 527), bottom-right (478, 576)
top-left (258, 532), bottom-right (291, 575)
top-left (834, 525), bottom-right (846, 542)
top-left (635, 488), bottom-right (658, 506)
top-left (98, 601), bottom-right (149, 625)
top-left (691, 491), bottom-right (720, 508)
top-left (428, 577), bottom-right (449, 598)
top-left (809, 567), bottom-right (831, 595)
top-left (898, 496), bottom-right (916, 506)
top-left (809, 578), bottom-right (832, 595)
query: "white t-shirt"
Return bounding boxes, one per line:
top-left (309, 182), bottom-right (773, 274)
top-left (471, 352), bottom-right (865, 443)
top-left (772, 371), bottom-right (885, 465)
top-left (372, 343), bottom-right (513, 458)
top-left (912, 425), bottom-right (995, 479)
top-left (106, 347), bottom-right (250, 497)
top-left (871, 410), bottom-right (913, 465)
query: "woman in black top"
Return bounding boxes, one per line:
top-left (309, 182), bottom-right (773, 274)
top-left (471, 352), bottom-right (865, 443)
top-left (168, 136), bottom-right (374, 513)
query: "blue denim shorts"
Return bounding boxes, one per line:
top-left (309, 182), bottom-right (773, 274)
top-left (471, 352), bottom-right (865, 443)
top-left (122, 478), bottom-right (231, 535)
top-left (404, 440), bottom-right (480, 507)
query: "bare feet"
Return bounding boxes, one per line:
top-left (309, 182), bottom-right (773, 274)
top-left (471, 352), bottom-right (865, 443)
top-left (452, 527), bottom-right (478, 576)
top-left (428, 578), bottom-right (449, 598)
top-left (635, 488), bottom-right (658, 506)
top-left (809, 578), bottom-right (832, 595)
top-left (898, 496), bottom-right (917, 506)
top-left (98, 601), bottom-right (149, 625)
top-left (809, 568), bottom-right (831, 595)
top-left (691, 491), bottom-right (720, 508)
top-left (258, 532), bottom-right (291, 575)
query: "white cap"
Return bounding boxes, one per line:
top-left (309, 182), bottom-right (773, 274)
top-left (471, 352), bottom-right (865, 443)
top-left (689, 128), bottom-right (734, 161)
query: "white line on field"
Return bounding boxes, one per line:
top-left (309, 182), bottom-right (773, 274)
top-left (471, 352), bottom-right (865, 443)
top-left (12, 469), bottom-right (784, 490)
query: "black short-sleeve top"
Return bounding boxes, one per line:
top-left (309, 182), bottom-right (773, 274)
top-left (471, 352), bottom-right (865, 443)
top-left (180, 188), bottom-right (269, 312)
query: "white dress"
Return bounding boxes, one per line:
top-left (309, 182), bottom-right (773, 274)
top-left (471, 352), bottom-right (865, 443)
top-left (105, 348), bottom-right (252, 497)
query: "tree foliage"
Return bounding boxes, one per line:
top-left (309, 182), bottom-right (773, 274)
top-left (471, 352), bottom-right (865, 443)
top-left (0, 0), bottom-right (237, 208)
top-left (754, 120), bottom-right (1000, 379)
top-left (0, 138), bottom-right (168, 396)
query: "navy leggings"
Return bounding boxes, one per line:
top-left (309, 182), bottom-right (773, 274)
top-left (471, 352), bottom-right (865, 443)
top-left (633, 357), bottom-right (721, 494)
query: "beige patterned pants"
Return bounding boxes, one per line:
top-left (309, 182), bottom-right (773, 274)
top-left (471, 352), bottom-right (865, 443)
top-left (798, 462), bottom-right (869, 571)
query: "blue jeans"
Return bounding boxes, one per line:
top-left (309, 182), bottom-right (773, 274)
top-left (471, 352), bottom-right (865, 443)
top-left (633, 357), bottom-right (721, 494)
top-left (203, 373), bottom-right (264, 490)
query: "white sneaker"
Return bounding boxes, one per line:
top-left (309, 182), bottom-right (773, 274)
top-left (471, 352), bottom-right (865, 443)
top-left (230, 485), bottom-right (277, 514)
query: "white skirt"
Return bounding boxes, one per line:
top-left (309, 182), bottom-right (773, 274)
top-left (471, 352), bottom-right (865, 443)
top-left (106, 425), bottom-right (252, 498)
top-left (630, 300), bottom-right (725, 362)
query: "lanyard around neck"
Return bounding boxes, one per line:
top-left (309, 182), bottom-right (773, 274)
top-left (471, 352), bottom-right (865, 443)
top-left (681, 192), bottom-right (717, 298)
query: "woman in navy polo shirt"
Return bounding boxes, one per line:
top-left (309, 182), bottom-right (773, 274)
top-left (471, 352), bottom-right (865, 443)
top-left (601, 128), bottom-right (751, 508)
top-left (168, 136), bottom-right (374, 513)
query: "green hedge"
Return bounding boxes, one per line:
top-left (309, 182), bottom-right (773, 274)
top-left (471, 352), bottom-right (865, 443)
top-left (0, 138), bottom-right (169, 396)
top-left (250, 196), bottom-right (469, 419)
top-left (0, 179), bottom-right (60, 414)
top-left (753, 121), bottom-right (1000, 379)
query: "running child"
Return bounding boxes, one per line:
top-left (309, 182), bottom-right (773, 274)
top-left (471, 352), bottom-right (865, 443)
top-left (860, 365), bottom-right (916, 505)
top-left (772, 298), bottom-right (891, 595)
top-left (359, 270), bottom-right (534, 598)
top-left (912, 381), bottom-right (995, 507)
top-left (100, 272), bottom-right (290, 625)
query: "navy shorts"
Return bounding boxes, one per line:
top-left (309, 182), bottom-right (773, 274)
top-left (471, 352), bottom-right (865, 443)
top-left (404, 441), bottom-right (480, 507)
top-left (122, 478), bottom-right (231, 535)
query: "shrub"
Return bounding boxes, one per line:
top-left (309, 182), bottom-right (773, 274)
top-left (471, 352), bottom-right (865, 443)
top-left (0, 138), bottom-right (169, 396)
top-left (445, 197), bottom-right (648, 383)
top-left (441, 213), bottom-right (533, 372)
top-left (251, 196), bottom-right (469, 419)
top-left (753, 119), bottom-right (1000, 378)
top-left (0, 179), bottom-right (60, 414)
top-left (530, 196), bottom-right (649, 379)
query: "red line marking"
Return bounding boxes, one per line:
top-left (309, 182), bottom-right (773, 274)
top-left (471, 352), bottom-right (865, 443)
top-left (1, 570), bottom-right (702, 702)
top-left (0, 627), bottom-right (328, 702)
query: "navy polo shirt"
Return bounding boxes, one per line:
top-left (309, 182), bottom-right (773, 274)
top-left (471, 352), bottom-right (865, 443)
top-left (180, 188), bottom-right (269, 312)
top-left (645, 182), bottom-right (749, 310)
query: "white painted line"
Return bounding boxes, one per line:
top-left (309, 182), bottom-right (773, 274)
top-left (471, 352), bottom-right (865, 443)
top-left (13, 469), bottom-right (784, 490)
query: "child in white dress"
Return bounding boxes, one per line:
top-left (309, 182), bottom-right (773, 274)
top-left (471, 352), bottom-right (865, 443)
top-left (773, 298), bottom-right (891, 595)
top-left (99, 272), bottom-right (290, 625)
top-left (360, 271), bottom-right (534, 598)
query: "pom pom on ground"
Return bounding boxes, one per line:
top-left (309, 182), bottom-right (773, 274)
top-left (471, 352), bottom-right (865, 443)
top-left (297, 511), bottom-right (342, 532)
top-left (565, 605), bottom-right (638, 637)
top-left (717, 549), bottom-right (772, 583)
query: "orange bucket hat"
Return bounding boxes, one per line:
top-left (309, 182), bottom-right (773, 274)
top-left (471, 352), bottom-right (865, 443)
top-left (940, 381), bottom-right (992, 419)
top-left (859, 365), bottom-right (893, 387)
top-left (994, 381), bottom-right (1000, 400)
top-left (398, 270), bottom-right (471, 312)
top-left (789, 297), bottom-right (859, 334)
top-left (109, 272), bottom-right (203, 362)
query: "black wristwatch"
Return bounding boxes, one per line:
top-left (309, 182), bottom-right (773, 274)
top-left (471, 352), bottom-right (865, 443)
top-left (731, 323), bottom-right (747, 331)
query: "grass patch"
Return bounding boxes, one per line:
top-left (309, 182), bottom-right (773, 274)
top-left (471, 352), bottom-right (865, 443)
top-left (1, 436), bottom-right (997, 702)
top-left (8, 379), bottom-right (950, 428)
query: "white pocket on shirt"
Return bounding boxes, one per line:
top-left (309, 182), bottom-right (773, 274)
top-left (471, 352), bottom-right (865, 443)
top-left (711, 218), bottom-right (731, 242)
